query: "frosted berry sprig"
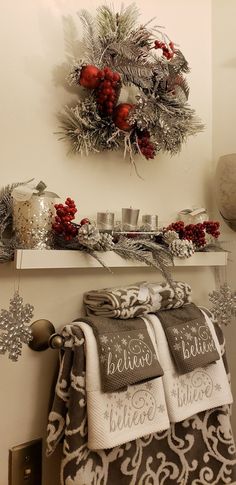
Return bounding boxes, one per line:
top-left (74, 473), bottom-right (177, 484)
top-left (137, 130), bottom-right (156, 160)
top-left (53, 198), bottom-right (78, 241)
top-left (154, 40), bottom-right (175, 60)
top-left (165, 220), bottom-right (220, 248)
top-left (203, 221), bottom-right (220, 238)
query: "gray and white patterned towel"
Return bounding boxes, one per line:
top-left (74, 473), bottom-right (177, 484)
top-left (46, 317), bottom-right (236, 485)
top-left (156, 303), bottom-right (220, 373)
top-left (78, 316), bottom-right (163, 392)
top-left (83, 280), bottom-right (192, 319)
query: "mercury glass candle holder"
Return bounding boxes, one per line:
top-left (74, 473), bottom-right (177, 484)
top-left (97, 212), bottom-right (115, 231)
top-left (141, 214), bottom-right (158, 231)
top-left (122, 208), bottom-right (140, 231)
top-left (13, 194), bottom-right (56, 249)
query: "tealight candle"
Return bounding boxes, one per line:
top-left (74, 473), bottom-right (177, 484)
top-left (142, 214), bottom-right (158, 231)
top-left (97, 211), bottom-right (115, 231)
top-left (122, 207), bottom-right (140, 231)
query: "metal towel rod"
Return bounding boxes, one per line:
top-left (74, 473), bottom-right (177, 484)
top-left (28, 319), bottom-right (64, 351)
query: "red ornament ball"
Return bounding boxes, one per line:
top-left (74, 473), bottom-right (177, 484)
top-left (113, 103), bottom-right (134, 131)
top-left (79, 65), bottom-right (100, 89)
top-left (80, 217), bottom-right (90, 225)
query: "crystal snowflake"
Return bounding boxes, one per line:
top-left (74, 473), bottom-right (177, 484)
top-left (0, 291), bottom-right (33, 361)
top-left (209, 283), bottom-right (236, 326)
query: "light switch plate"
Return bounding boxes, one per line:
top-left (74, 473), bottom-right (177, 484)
top-left (9, 438), bottom-right (42, 485)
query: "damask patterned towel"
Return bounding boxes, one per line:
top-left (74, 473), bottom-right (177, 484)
top-left (46, 320), bottom-right (236, 485)
top-left (156, 303), bottom-right (220, 374)
top-left (78, 316), bottom-right (163, 392)
top-left (83, 280), bottom-right (192, 319)
top-left (143, 312), bottom-right (233, 423)
top-left (78, 321), bottom-right (170, 450)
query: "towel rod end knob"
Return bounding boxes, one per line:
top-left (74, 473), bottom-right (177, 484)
top-left (29, 319), bottom-right (56, 351)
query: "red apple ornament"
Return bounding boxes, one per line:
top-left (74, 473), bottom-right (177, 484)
top-left (113, 103), bottom-right (134, 131)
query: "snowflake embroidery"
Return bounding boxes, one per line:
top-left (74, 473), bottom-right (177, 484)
top-left (114, 343), bottom-right (122, 353)
top-left (171, 389), bottom-right (177, 397)
top-left (215, 383), bottom-right (222, 391)
top-left (100, 335), bottom-right (108, 344)
top-left (191, 326), bottom-right (197, 333)
top-left (125, 391), bottom-right (131, 400)
top-left (158, 404), bottom-right (165, 413)
top-left (116, 398), bottom-right (123, 409)
top-left (100, 354), bottom-right (106, 364)
top-left (121, 338), bottom-right (127, 345)
top-left (138, 333), bottom-right (144, 340)
top-left (103, 410), bottom-right (109, 420)
top-left (172, 328), bottom-right (179, 335)
top-left (0, 291), bottom-right (33, 361)
top-left (185, 332), bottom-right (193, 341)
top-left (173, 343), bottom-right (181, 351)
top-left (145, 382), bottom-right (153, 390)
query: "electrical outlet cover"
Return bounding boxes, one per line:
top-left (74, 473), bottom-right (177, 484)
top-left (9, 438), bottom-right (42, 485)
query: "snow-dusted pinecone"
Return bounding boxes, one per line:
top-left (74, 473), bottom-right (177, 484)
top-left (66, 61), bottom-right (83, 86)
top-left (169, 239), bottom-right (195, 258)
top-left (78, 223), bottom-right (100, 247)
top-left (94, 232), bottom-right (115, 251)
top-left (163, 230), bottom-right (179, 244)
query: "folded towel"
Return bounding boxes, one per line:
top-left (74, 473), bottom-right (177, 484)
top-left (156, 303), bottom-right (220, 374)
top-left (78, 316), bottom-right (163, 392)
top-left (142, 312), bottom-right (233, 423)
top-left (83, 280), bottom-right (192, 319)
top-left (78, 321), bottom-right (170, 450)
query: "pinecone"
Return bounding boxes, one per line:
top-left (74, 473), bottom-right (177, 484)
top-left (169, 239), bottom-right (195, 258)
top-left (163, 230), bottom-right (179, 244)
top-left (78, 223), bottom-right (100, 247)
top-left (94, 232), bottom-right (115, 251)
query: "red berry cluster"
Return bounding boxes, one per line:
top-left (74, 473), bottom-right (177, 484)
top-left (154, 40), bottom-right (175, 60)
top-left (137, 130), bottom-right (156, 160)
top-left (203, 221), bottom-right (220, 238)
top-left (52, 198), bottom-right (78, 241)
top-left (165, 220), bottom-right (220, 248)
top-left (95, 67), bottom-right (121, 116)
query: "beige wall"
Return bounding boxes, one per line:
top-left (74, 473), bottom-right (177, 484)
top-left (212, 0), bottom-right (236, 433)
top-left (0, 1), bottom-right (220, 483)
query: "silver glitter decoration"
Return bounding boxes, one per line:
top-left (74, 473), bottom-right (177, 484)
top-left (209, 283), bottom-right (236, 326)
top-left (169, 239), bottom-right (195, 258)
top-left (13, 194), bottom-right (56, 249)
top-left (0, 291), bottom-right (34, 361)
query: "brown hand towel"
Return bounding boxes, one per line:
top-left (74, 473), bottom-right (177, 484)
top-left (78, 316), bottom-right (163, 392)
top-left (156, 303), bottom-right (220, 374)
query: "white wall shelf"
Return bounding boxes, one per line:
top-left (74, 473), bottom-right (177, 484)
top-left (15, 249), bottom-right (228, 270)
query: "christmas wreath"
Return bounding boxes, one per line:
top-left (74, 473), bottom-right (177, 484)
top-left (59, 4), bottom-right (203, 171)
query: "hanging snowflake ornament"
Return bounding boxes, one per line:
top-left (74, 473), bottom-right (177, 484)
top-left (0, 291), bottom-right (34, 361)
top-left (209, 283), bottom-right (236, 326)
top-left (58, 4), bottom-right (203, 171)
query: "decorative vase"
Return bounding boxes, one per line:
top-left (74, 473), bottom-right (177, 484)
top-left (215, 153), bottom-right (236, 230)
top-left (13, 190), bottom-right (57, 249)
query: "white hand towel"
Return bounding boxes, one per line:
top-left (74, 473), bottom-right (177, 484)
top-left (142, 312), bottom-right (233, 423)
top-left (77, 321), bottom-right (170, 450)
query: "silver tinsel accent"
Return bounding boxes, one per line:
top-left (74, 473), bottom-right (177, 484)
top-left (163, 230), bottom-right (179, 245)
top-left (209, 283), bottom-right (236, 326)
top-left (169, 239), bottom-right (195, 259)
top-left (78, 223), bottom-right (100, 248)
top-left (0, 291), bottom-right (34, 361)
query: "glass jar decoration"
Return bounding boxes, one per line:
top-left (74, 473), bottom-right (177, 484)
top-left (177, 208), bottom-right (209, 225)
top-left (12, 181), bottom-right (58, 249)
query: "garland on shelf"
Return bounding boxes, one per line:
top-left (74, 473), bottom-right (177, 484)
top-left (58, 4), bottom-right (203, 171)
top-left (52, 198), bottom-right (222, 284)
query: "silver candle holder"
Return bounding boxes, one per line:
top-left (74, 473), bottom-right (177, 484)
top-left (141, 214), bottom-right (158, 231)
top-left (97, 212), bottom-right (115, 231)
top-left (122, 207), bottom-right (140, 231)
